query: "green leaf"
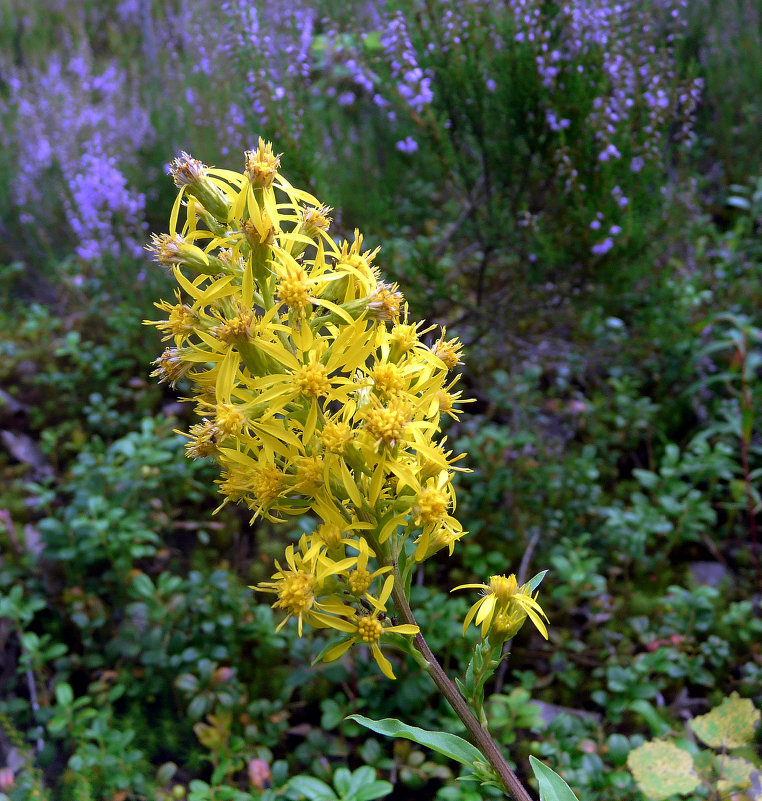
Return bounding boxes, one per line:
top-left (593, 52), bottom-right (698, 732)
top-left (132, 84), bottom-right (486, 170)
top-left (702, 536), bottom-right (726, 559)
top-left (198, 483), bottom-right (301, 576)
top-left (47, 715), bottom-right (69, 734)
top-left (352, 781), bottom-right (393, 801)
top-left (321, 699), bottom-right (344, 731)
top-left (287, 776), bottom-right (338, 801)
top-left (529, 756), bottom-right (581, 801)
top-left (55, 681), bottom-right (73, 707)
top-left (626, 741), bottom-right (700, 800)
top-left (131, 572), bottom-right (155, 599)
top-left (741, 406), bottom-right (754, 443)
top-left (527, 571), bottom-right (548, 592)
top-left (628, 699), bottom-right (671, 736)
top-left (347, 715), bottom-right (482, 768)
top-left (690, 693), bottom-right (761, 749)
top-left (333, 767), bottom-right (352, 796)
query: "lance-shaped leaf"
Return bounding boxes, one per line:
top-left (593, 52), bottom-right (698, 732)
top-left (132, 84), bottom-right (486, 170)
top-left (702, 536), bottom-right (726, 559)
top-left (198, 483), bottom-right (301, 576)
top-left (529, 756), bottom-right (581, 801)
top-left (347, 715), bottom-right (482, 768)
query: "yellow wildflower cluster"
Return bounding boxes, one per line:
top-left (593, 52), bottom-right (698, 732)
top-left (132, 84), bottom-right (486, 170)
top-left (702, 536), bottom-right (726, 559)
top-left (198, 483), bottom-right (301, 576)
top-left (147, 140), bottom-right (471, 678)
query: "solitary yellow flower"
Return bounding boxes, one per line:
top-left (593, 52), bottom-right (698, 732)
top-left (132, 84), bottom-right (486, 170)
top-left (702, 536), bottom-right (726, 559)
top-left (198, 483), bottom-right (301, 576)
top-left (453, 574), bottom-right (549, 641)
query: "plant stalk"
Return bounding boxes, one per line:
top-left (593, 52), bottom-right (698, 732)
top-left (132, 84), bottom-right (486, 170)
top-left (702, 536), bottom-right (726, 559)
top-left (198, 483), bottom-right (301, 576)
top-left (388, 571), bottom-right (535, 801)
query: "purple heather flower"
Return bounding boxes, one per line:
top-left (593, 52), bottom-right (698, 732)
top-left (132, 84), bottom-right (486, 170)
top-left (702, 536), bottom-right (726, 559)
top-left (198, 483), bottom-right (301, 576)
top-left (396, 136), bottom-right (419, 154)
top-left (380, 12), bottom-right (434, 113)
top-left (592, 238), bottom-right (614, 256)
top-left (599, 143), bottom-right (622, 162)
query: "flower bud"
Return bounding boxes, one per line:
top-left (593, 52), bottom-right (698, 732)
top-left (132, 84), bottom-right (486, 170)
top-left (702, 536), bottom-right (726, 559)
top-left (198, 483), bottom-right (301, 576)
top-left (248, 758), bottom-right (272, 789)
top-left (245, 138), bottom-right (281, 188)
top-left (146, 233), bottom-right (227, 276)
top-left (169, 151), bottom-right (231, 222)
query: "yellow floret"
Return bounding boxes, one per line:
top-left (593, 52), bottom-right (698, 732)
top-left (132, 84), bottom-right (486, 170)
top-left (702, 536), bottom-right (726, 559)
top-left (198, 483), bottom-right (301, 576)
top-left (370, 362), bottom-right (405, 397)
top-left (278, 267), bottom-right (311, 311)
top-left (320, 422), bottom-right (353, 453)
top-left (215, 403), bottom-right (246, 436)
top-left (416, 487), bottom-right (450, 524)
top-left (364, 398), bottom-right (410, 448)
top-left (293, 362), bottom-right (331, 398)
top-left (357, 616), bottom-right (383, 644)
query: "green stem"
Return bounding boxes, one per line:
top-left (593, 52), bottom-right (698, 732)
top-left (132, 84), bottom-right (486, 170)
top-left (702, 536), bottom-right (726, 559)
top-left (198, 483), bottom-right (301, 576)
top-left (364, 524), bottom-right (534, 801)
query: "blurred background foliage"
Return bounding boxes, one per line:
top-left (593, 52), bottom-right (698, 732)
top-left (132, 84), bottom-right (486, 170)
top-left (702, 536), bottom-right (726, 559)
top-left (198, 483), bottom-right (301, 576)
top-left (0, 0), bottom-right (760, 798)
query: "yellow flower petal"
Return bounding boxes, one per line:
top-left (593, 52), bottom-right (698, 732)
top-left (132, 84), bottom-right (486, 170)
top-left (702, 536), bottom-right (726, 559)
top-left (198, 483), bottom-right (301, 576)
top-left (323, 639), bottom-right (355, 662)
top-left (371, 643), bottom-right (396, 680)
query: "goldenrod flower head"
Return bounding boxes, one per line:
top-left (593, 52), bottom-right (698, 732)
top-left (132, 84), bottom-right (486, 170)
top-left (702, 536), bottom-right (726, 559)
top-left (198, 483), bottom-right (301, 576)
top-left (277, 266), bottom-right (311, 312)
top-left (299, 205), bottom-right (332, 237)
top-left (490, 574), bottom-right (519, 603)
top-left (275, 571), bottom-right (314, 618)
top-left (258, 557), bottom-right (318, 637)
top-left (333, 230), bottom-right (381, 299)
top-left (245, 138), bottom-right (282, 188)
top-left (146, 232), bottom-right (184, 266)
top-left (250, 463), bottom-right (285, 509)
top-left (364, 397), bottom-right (410, 449)
top-left (214, 308), bottom-right (260, 343)
top-left (338, 231), bottom-right (379, 274)
top-left (370, 362), bottom-right (405, 397)
top-left (357, 616), bottom-right (383, 643)
top-left (413, 519), bottom-right (465, 562)
top-left (255, 542), bottom-right (357, 636)
top-left (389, 321), bottom-right (423, 355)
top-left (217, 248), bottom-right (242, 272)
top-left (315, 523), bottom-right (343, 549)
top-left (292, 455), bottom-right (324, 494)
top-left (453, 573), bottom-right (549, 642)
top-left (168, 152), bottom-right (230, 222)
top-left (215, 402), bottom-right (246, 436)
top-left (184, 419), bottom-right (218, 459)
top-left (415, 486), bottom-right (450, 525)
top-left (433, 329), bottom-right (463, 370)
top-left (293, 362), bottom-right (331, 398)
top-left (151, 347), bottom-right (192, 386)
top-left (169, 151), bottom-right (207, 188)
top-left (367, 283), bottom-right (404, 322)
top-left (345, 539), bottom-right (390, 602)
top-left (146, 232), bottom-right (223, 275)
top-left (151, 295), bottom-right (197, 340)
top-left (242, 217), bottom-right (276, 247)
top-left (219, 466), bottom-right (255, 502)
top-left (320, 421), bottom-right (353, 453)
top-left (437, 390), bottom-right (455, 417)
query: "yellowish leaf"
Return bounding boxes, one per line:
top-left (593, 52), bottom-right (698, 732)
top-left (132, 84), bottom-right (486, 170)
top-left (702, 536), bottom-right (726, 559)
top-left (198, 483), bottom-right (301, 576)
top-left (716, 755), bottom-right (754, 795)
top-left (627, 741), bottom-right (700, 800)
top-left (690, 693), bottom-right (761, 749)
